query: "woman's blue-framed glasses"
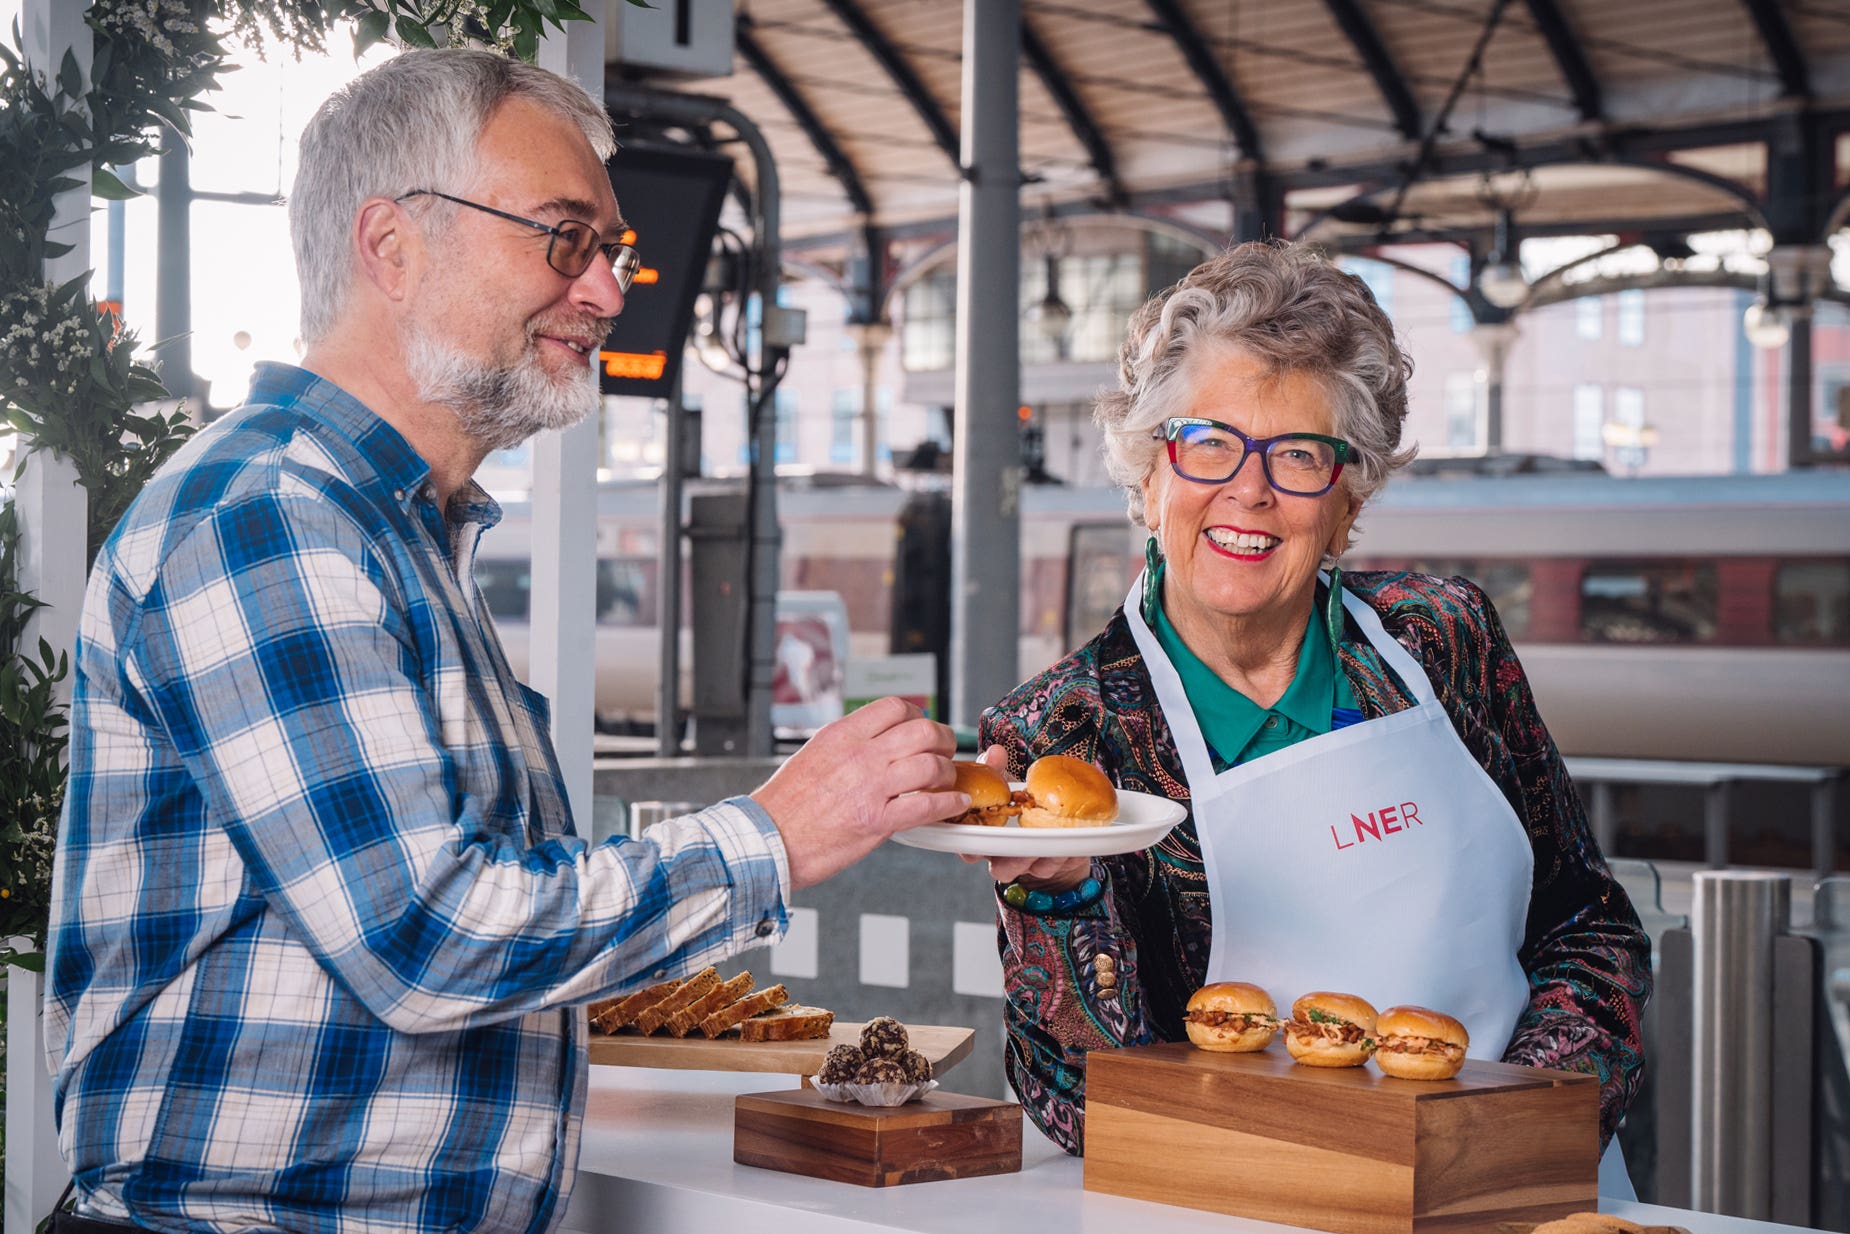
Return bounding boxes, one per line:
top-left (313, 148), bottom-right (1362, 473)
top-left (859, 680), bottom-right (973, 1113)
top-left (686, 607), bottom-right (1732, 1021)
top-left (1156, 416), bottom-right (1352, 496)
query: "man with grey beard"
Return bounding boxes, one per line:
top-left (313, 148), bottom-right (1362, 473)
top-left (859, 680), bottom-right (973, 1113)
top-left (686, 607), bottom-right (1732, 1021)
top-left (43, 49), bottom-right (969, 1234)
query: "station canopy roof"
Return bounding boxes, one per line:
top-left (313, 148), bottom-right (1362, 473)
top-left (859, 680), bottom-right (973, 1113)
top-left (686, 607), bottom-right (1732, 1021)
top-left (625, 0), bottom-right (1850, 260)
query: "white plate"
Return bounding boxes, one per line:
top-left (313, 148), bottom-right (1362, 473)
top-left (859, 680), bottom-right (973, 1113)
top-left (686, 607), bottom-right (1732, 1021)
top-left (890, 785), bottom-right (1187, 858)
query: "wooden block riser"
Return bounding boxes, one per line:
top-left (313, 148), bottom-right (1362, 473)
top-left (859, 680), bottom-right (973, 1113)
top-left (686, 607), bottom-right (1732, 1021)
top-left (734, 1090), bottom-right (1022, 1188)
top-left (1084, 1043), bottom-right (1597, 1234)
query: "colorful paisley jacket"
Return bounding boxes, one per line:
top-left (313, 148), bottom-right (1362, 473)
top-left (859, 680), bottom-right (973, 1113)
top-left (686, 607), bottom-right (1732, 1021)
top-left (977, 570), bottom-right (1651, 1155)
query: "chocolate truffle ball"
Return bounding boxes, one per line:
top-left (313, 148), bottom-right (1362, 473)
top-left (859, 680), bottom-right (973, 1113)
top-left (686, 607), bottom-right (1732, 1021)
top-left (855, 1056), bottom-right (907, 1085)
top-left (818, 1044), bottom-right (863, 1085)
top-left (859, 1016), bottom-right (909, 1059)
top-left (898, 1049), bottom-right (933, 1084)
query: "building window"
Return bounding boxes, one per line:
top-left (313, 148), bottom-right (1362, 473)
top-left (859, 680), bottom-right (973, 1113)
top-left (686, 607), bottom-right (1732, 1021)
top-left (900, 269), bottom-right (956, 373)
top-left (1341, 256), bottom-right (1394, 317)
top-left (1444, 372), bottom-right (1480, 450)
top-left (1576, 296), bottom-right (1603, 341)
top-left (830, 389), bottom-right (858, 465)
top-left (774, 388), bottom-right (796, 463)
top-left (1616, 289), bottom-right (1645, 346)
top-left (1023, 251), bottom-right (1146, 366)
top-left (1572, 384), bottom-right (1604, 460)
top-left (1450, 253), bottom-right (1474, 334)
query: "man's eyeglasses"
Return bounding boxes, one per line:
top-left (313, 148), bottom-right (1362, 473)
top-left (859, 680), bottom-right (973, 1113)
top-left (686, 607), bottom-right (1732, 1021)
top-left (1156, 417), bottom-right (1352, 496)
top-left (398, 190), bottom-right (641, 292)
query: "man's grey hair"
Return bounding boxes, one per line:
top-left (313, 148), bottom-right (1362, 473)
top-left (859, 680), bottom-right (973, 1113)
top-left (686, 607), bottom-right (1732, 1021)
top-left (290, 48), bottom-right (617, 343)
top-left (1095, 241), bottom-right (1418, 536)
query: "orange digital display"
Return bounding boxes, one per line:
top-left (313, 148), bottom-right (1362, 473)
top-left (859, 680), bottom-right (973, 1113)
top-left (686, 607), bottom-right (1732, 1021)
top-left (600, 350), bottom-right (668, 381)
top-left (599, 145), bottom-right (732, 397)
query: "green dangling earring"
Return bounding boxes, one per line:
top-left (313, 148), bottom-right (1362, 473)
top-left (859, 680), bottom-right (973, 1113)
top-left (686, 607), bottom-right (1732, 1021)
top-left (1324, 564), bottom-right (1346, 651)
top-left (1141, 534), bottom-right (1163, 626)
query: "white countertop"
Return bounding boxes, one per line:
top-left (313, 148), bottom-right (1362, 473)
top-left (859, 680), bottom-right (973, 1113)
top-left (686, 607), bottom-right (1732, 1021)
top-left (562, 1067), bottom-right (1818, 1234)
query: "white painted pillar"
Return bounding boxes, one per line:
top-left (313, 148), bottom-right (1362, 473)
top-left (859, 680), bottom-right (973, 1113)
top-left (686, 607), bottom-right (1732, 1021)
top-left (7, 2), bottom-right (87, 1229)
top-left (528, 16), bottom-right (606, 829)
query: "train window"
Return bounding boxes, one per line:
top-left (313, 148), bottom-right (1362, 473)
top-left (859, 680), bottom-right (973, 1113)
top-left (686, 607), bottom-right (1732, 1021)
top-left (596, 560), bottom-right (647, 627)
top-left (1066, 522), bottom-right (1141, 648)
top-left (476, 559), bottom-right (529, 620)
top-left (1580, 561), bottom-right (1717, 644)
top-left (1397, 559), bottom-right (1532, 639)
top-left (1772, 560), bottom-right (1850, 646)
top-left (1341, 559), bottom-right (1533, 640)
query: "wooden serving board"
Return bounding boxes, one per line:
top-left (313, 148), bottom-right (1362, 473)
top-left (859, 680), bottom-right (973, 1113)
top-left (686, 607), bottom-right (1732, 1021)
top-left (586, 1020), bottom-right (974, 1077)
top-left (1086, 1043), bottom-right (1599, 1234)
top-left (735, 1088), bottom-right (1022, 1187)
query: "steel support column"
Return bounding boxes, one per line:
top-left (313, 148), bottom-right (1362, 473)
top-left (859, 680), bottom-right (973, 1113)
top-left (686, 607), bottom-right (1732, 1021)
top-left (950, 0), bottom-right (1021, 729)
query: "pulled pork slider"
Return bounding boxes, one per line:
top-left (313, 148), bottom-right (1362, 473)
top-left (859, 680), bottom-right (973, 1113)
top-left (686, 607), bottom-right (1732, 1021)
top-left (1283, 991), bottom-right (1378, 1068)
top-left (949, 761), bottom-right (1020, 826)
top-left (1184, 982), bottom-right (1280, 1052)
top-left (1372, 1005), bottom-right (1469, 1080)
top-left (1018, 755), bottom-right (1117, 829)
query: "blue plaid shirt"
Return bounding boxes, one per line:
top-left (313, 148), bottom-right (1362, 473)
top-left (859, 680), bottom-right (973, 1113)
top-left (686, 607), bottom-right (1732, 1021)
top-left (45, 363), bottom-right (790, 1233)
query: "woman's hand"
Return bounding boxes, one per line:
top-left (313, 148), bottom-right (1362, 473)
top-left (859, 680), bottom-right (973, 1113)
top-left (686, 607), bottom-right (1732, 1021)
top-left (957, 745), bottom-right (1094, 891)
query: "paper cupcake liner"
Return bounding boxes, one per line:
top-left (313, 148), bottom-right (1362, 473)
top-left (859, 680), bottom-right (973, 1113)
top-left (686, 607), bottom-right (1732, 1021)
top-left (814, 1079), bottom-right (938, 1107)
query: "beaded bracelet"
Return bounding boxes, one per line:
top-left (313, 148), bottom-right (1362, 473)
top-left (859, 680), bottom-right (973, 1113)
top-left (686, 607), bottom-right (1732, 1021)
top-left (1000, 875), bottom-right (1104, 916)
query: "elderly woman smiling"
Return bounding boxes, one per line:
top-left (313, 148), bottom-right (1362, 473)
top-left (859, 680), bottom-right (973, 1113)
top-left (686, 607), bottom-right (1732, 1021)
top-left (976, 242), bottom-right (1650, 1193)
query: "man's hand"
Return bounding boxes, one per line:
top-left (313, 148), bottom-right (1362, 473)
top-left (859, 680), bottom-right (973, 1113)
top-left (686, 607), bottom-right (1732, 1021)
top-left (957, 745), bottom-right (1092, 891)
top-left (752, 697), bottom-right (964, 890)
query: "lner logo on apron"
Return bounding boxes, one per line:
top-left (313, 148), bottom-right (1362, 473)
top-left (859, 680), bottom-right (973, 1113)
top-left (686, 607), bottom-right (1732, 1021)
top-left (1331, 799), bottom-right (1424, 851)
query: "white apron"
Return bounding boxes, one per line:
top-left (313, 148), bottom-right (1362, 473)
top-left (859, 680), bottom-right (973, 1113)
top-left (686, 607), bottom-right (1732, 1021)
top-left (1124, 571), bottom-right (1632, 1198)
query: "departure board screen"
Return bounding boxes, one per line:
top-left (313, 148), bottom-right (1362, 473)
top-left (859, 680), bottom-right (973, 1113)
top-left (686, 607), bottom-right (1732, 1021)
top-left (598, 144), bottom-right (733, 400)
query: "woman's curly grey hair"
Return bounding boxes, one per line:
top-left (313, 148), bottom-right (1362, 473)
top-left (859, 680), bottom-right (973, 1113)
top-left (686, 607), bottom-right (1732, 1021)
top-left (1095, 241), bottom-right (1417, 536)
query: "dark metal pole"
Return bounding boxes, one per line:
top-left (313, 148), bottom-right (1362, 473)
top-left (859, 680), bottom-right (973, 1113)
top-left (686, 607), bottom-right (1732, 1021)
top-left (950, 0), bottom-right (1022, 729)
top-left (657, 374), bottom-right (685, 758)
top-left (605, 86), bottom-right (784, 756)
top-left (1787, 311), bottom-right (1813, 466)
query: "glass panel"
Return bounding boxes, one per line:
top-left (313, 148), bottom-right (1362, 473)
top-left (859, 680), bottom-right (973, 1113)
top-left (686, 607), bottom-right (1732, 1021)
top-left (1773, 559), bottom-right (1850, 646)
top-left (1581, 561), bottom-right (1718, 644)
top-left (1607, 858), bottom-right (1687, 969)
top-left (1066, 522), bottom-right (1142, 650)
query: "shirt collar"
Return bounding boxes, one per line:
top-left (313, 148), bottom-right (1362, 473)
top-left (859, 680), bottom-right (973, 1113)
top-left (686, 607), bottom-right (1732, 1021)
top-left (1150, 565), bottom-right (1339, 756)
top-left (244, 362), bottom-right (500, 528)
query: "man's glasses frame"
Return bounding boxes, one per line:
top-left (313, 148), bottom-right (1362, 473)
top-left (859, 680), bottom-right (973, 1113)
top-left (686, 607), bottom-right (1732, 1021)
top-left (1156, 416), bottom-right (1352, 497)
top-left (398, 190), bottom-right (641, 292)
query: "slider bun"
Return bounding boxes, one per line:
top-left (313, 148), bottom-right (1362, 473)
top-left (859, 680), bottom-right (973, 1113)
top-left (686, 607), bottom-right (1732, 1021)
top-left (1373, 1005), bottom-right (1469, 1080)
top-left (950, 761), bottom-right (1013, 811)
top-left (1018, 755), bottom-right (1117, 828)
top-left (1290, 991), bottom-right (1378, 1029)
top-left (1188, 981), bottom-right (1277, 1018)
top-left (1284, 991), bottom-right (1378, 1068)
top-left (1375, 1005), bottom-right (1468, 1047)
top-left (1184, 982), bottom-right (1278, 1052)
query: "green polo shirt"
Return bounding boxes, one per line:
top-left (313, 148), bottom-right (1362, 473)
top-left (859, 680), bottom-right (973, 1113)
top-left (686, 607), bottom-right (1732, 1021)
top-left (1149, 564), bottom-right (1360, 771)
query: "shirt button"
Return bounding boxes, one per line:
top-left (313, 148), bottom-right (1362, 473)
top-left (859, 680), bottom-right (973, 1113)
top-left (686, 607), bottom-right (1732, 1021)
top-left (652, 968), bottom-right (667, 979)
top-left (754, 919), bottom-right (776, 938)
top-left (392, 488), bottom-right (405, 502)
top-left (1264, 716), bottom-right (1279, 730)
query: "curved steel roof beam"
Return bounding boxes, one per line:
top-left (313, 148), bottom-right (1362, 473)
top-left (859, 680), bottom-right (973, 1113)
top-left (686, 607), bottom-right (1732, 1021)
top-left (1020, 17), bottom-right (1126, 207)
top-left (1739, 0), bottom-right (1810, 99)
top-left (815, 0), bottom-right (961, 170)
top-left (1322, 0), bottom-right (1422, 141)
top-left (1142, 0), bottom-right (1265, 163)
top-left (1522, 0), bottom-right (1602, 121)
top-left (735, 15), bottom-right (874, 218)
